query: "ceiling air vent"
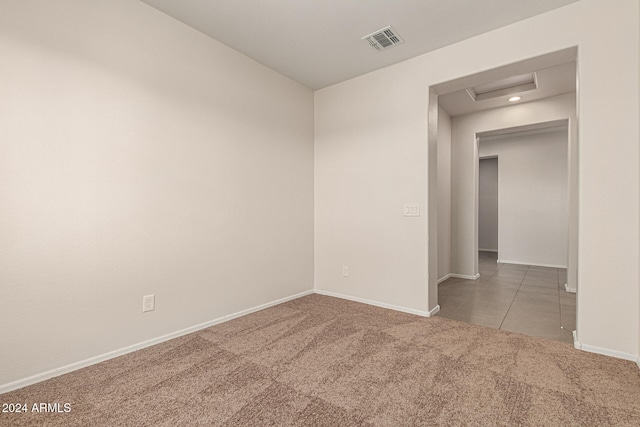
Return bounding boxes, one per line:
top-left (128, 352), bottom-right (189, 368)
top-left (362, 26), bottom-right (404, 51)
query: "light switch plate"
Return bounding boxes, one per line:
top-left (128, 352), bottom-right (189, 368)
top-left (404, 204), bottom-right (420, 216)
top-left (143, 294), bottom-right (155, 312)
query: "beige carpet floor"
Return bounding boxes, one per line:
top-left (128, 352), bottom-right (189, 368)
top-left (2, 294), bottom-right (640, 426)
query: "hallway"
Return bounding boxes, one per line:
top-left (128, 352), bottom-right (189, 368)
top-left (437, 251), bottom-right (575, 344)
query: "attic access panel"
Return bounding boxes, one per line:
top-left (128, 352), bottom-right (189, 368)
top-left (467, 72), bottom-right (538, 101)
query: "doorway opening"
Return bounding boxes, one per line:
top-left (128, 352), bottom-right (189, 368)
top-left (427, 48), bottom-right (578, 344)
top-left (478, 156), bottom-right (498, 257)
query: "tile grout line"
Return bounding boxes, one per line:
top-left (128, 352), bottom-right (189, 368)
top-left (498, 264), bottom-right (529, 330)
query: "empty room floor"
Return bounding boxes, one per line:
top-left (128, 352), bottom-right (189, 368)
top-left (437, 251), bottom-right (575, 344)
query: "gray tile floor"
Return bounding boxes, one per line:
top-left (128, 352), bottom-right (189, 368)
top-left (437, 251), bottom-right (576, 344)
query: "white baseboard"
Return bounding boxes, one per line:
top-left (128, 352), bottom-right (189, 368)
top-left (449, 273), bottom-right (480, 281)
top-left (437, 274), bottom-right (452, 284)
top-left (478, 248), bottom-right (498, 253)
top-left (0, 289), bottom-right (314, 395)
top-left (314, 289), bottom-right (431, 317)
top-left (564, 283), bottom-right (577, 293)
top-left (498, 259), bottom-right (566, 269)
top-left (637, 356), bottom-right (640, 370)
top-left (429, 304), bottom-right (441, 316)
top-left (573, 332), bottom-right (638, 362)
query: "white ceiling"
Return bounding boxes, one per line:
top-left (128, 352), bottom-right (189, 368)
top-left (139, 0), bottom-right (581, 90)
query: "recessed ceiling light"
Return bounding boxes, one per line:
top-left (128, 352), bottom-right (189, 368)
top-left (508, 96), bottom-right (521, 102)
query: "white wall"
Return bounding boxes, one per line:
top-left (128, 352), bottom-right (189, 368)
top-left (0, 0), bottom-right (314, 389)
top-left (314, 76), bottom-right (428, 313)
top-left (479, 130), bottom-right (568, 267)
top-left (315, 0), bottom-right (639, 357)
top-left (478, 158), bottom-right (499, 252)
top-left (437, 107), bottom-right (452, 280)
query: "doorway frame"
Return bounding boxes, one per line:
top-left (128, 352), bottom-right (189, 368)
top-left (426, 48), bottom-right (579, 342)
top-left (475, 120), bottom-right (572, 272)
